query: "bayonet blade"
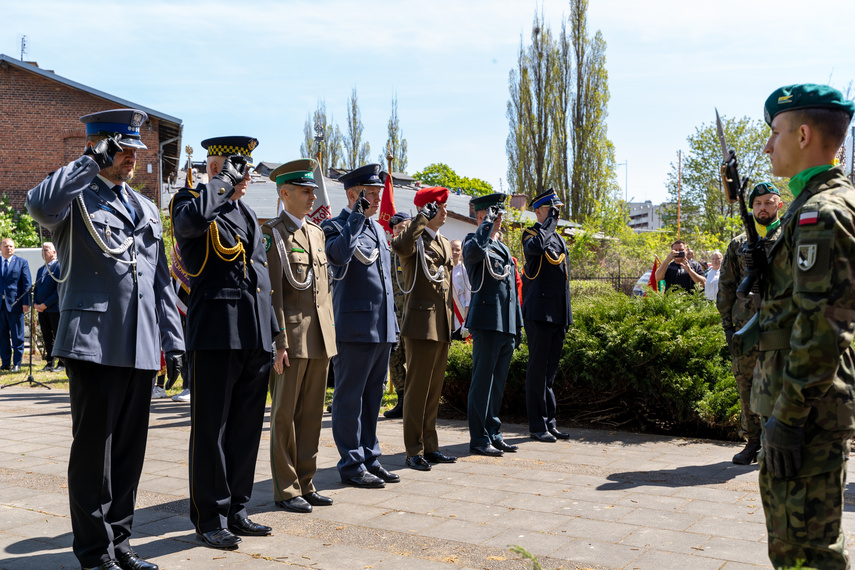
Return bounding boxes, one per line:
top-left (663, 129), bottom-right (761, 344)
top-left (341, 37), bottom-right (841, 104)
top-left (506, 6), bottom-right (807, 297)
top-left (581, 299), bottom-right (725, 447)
top-left (715, 108), bottom-right (729, 160)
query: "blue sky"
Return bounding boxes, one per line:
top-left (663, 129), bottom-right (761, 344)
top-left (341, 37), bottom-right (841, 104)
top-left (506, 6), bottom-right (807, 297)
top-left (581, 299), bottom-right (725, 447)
top-left (4, 0), bottom-right (855, 205)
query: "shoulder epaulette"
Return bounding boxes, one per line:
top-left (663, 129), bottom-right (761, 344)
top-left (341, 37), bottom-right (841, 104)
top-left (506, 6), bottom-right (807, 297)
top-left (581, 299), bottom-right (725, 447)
top-left (306, 218), bottom-right (322, 230)
top-left (263, 218), bottom-right (278, 227)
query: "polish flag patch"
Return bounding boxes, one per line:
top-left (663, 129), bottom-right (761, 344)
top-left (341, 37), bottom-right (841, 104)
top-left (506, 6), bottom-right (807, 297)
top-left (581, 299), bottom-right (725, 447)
top-left (799, 211), bottom-right (819, 226)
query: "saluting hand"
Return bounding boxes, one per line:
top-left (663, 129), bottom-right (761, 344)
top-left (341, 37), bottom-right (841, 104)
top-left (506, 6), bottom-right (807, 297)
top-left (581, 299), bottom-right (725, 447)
top-left (83, 134), bottom-right (123, 170)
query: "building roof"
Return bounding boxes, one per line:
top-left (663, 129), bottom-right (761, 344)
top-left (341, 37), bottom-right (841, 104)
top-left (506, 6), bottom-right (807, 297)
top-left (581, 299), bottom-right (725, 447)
top-left (0, 54), bottom-right (182, 125)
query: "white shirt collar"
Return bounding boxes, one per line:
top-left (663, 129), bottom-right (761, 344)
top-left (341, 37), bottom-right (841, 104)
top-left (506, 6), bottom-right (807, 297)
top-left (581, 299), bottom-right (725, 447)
top-left (283, 209), bottom-right (304, 230)
top-left (97, 174), bottom-right (122, 190)
top-left (424, 227), bottom-right (438, 239)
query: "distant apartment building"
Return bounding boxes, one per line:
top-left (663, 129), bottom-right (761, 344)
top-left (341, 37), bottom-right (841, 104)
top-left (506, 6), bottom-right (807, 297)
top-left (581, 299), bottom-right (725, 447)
top-left (626, 200), bottom-right (666, 232)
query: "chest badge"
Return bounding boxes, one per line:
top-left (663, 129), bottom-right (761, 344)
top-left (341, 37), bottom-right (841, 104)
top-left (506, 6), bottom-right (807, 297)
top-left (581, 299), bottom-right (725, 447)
top-left (797, 244), bottom-right (817, 271)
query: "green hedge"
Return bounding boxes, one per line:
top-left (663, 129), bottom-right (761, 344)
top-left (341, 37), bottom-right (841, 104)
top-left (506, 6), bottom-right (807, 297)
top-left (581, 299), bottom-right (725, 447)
top-left (444, 288), bottom-right (740, 439)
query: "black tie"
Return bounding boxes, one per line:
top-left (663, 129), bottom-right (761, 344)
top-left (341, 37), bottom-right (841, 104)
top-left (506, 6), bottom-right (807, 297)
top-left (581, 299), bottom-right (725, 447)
top-left (113, 185), bottom-right (137, 224)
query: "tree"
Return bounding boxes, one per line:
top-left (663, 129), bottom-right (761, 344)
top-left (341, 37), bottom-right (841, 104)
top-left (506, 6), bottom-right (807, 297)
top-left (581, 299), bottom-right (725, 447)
top-left (379, 95), bottom-right (408, 173)
top-left (506, 10), bottom-right (555, 199)
top-left (413, 163), bottom-right (493, 197)
top-left (344, 88), bottom-right (371, 170)
top-left (505, 1), bottom-right (618, 222)
top-left (299, 100), bottom-right (344, 174)
top-left (662, 115), bottom-right (781, 240)
top-left (568, 0), bottom-right (618, 220)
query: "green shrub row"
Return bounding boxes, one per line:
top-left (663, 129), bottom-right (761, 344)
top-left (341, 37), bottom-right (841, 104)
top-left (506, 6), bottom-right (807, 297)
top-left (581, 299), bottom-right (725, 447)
top-left (444, 283), bottom-right (741, 439)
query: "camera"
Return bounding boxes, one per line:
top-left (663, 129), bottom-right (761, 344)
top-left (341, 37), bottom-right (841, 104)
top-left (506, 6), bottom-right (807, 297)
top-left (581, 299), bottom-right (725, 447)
top-left (675, 251), bottom-right (685, 258)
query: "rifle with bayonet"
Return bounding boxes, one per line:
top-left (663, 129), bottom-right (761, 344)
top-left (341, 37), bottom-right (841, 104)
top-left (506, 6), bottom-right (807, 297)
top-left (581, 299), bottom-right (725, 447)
top-left (716, 109), bottom-right (766, 295)
top-left (716, 109), bottom-right (764, 356)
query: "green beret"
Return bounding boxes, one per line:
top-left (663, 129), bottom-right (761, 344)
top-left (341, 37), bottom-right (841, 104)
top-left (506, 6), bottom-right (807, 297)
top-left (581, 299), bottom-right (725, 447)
top-left (470, 193), bottom-right (507, 212)
top-left (748, 182), bottom-right (779, 207)
top-left (764, 84), bottom-right (855, 125)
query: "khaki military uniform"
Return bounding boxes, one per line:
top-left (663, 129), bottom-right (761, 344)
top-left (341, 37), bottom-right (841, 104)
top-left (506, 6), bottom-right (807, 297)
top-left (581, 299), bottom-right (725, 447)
top-left (263, 212), bottom-right (336, 502)
top-left (753, 166), bottom-right (855, 569)
top-left (717, 227), bottom-right (779, 441)
top-left (391, 214), bottom-right (453, 457)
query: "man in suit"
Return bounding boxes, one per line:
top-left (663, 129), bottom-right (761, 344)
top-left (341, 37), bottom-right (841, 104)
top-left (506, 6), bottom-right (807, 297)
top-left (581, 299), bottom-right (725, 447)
top-left (391, 187), bottom-right (456, 470)
top-left (33, 241), bottom-right (63, 372)
top-left (463, 193), bottom-right (522, 457)
top-left (27, 109), bottom-right (184, 570)
top-left (171, 136), bottom-right (276, 549)
top-left (0, 237), bottom-right (31, 372)
top-left (521, 189), bottom-right (572, 443)
top-left (263, 159), bottom-right (336, 514)
top-left (322, 164), bottom-right (400, 488)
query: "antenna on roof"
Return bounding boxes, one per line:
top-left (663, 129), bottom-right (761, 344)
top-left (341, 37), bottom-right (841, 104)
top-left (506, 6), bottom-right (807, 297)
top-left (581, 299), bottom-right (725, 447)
top-left (20, 35), bottom-right (27, 61)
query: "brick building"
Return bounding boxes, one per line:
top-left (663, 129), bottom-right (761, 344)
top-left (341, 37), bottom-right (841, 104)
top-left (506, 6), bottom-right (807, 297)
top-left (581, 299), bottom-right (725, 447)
top-left (0, 54), bottom-right (182, 209)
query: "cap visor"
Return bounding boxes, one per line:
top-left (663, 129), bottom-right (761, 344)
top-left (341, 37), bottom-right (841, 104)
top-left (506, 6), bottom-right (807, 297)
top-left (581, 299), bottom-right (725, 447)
top-left (118, 137), bottom-right (147, 150)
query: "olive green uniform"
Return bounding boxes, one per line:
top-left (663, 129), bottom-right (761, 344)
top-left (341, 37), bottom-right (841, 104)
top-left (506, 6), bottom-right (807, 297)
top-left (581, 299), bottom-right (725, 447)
top-left (717, 227), bottom-right (779, 441)
top-left (753, 166), bottom-right (855, 569)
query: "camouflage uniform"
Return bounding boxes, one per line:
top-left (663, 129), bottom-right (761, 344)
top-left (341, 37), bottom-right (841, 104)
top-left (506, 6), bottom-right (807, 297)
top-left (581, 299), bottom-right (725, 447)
top-left (717, 228), bottom-right (779, 442)
top-left (753, 166), bottom-right (855, 569)
top-left (388, 254), bottom-right (407, 394)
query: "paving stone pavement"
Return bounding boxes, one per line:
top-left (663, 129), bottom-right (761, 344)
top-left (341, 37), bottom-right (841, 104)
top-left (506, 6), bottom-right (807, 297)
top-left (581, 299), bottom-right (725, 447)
top-left (1, 386), bottom-right (854, 569)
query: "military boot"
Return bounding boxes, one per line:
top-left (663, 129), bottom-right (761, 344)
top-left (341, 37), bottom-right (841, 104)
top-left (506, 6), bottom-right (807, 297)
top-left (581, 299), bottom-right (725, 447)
top-left (732, 438), bottom-right (761, 465)
top-left (384, 391), bottom-right (404, 419)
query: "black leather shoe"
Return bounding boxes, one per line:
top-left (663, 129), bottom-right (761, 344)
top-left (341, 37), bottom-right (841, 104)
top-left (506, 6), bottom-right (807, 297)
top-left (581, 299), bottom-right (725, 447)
top-left (303, 491), bottom-right (334, 506)
top-left (548, 427), bottom-right (570, 440)
top-left (406, 456), bottom-right (431, 471)
top-left (383, 400), bottom-right (403, 419)
top-left (0, 365), bottom-right (9, 371)
top-left (470, 444), bottom-right (503, 457)
top-left (531, 431), bottom-right (557, 443)
top-left (425, 451), bottom-right (457, 463)
top-left (493, 439), bottom-right (519, 452)
top-left (117, 549), bottom-right (159, 570)
top-left (197, 528), bottom-right (241, 549)
top-left (342, 471), bottom-right (386, 488)
top-left (369, 466), bottom-right (400, 483)
top-left (83, 561), bottom-right (122, 570)
top-left (228, 516), bottom-right (272, 535)
top-left (276, 496), bottom-right (312, 513)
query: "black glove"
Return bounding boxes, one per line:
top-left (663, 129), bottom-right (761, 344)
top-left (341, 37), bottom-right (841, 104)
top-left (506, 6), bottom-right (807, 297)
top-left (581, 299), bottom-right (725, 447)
top-left (214, 154), bottom-right (248, 187)
top-left (420, 201), bottom-right (438, 220)
top-left (514, 330), bottom-right (522, 349)
top-left (484, 204), bottom-right (500, 225)
top-left (548, 205), bottom-right (560, 220)
top-left (724, 326), bottom-right (735, 351)
top-left (763, 416), bottom-right (803, 478)
top-left (353, 189), bottom-right (370, 216)
top-left (743, 243), bottom-right (768, 275)
top-left (165, 351), bottom-right (184, 390)
top-left (83, 135), bottom-right (123, 170)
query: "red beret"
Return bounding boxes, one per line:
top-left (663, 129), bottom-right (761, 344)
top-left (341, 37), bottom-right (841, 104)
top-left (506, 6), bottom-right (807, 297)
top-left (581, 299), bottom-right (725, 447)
top-left (414, 186), bottom-right (449, 209)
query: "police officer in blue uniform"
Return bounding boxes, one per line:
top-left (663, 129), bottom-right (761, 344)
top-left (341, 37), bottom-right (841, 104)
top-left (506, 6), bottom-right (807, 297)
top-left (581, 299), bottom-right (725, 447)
top-left (170, 136), bottom-right (277, 549)
top-left (463, 193), bottom-right (523, 457)
top-left (27, 109), bottom-right (185, 570)
top-left (521, 189), bottom-right (572, 442)
top-left (322, 164), bottom-right (400, 488)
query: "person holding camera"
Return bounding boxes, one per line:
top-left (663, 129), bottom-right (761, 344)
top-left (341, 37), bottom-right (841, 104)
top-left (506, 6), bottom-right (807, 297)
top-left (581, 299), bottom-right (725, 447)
top-left (391, 187), bottom-right (456, 470)
top-left (171, 136), bottom-right (277, 549)
top-left (654, 239), bottom-right (706, 293)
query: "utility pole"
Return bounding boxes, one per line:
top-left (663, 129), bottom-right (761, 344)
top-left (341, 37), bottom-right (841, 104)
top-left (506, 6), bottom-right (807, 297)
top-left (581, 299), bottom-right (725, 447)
top-left (677, 150), bottom-right (682, 239)
top-left (20, 36), bottom-right (27, 61)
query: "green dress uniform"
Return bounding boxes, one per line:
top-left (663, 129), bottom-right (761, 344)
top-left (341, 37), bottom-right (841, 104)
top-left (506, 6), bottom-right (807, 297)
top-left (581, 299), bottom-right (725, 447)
top-left (718, 225), bottom-right (780, 446)
top-left (753, 165), bottom-right (855, 569)
top-left (389, 252), bottom-right (407, 394)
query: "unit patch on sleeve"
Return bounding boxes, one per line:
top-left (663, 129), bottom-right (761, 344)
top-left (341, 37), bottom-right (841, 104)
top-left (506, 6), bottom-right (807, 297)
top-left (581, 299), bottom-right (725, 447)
top-left (797, 243), bottom-right (817, 271)
top-left (263, 233), bottom-right (272, 252)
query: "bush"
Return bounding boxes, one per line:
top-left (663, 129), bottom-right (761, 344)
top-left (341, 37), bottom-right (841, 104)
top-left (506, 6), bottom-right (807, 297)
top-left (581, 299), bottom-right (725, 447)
top-left (443, 289), bottom-right (740, 439)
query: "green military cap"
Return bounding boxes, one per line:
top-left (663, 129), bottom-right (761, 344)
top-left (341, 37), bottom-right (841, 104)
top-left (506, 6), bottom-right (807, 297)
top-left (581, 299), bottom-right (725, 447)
top-left (764, 84), bottom-right (855, 125)
top-left (748, 182), bottom-right (780, 207)
top-left (270, 158), bottom-right (318, 188)
top-left (470, 193), bottom-right (507, 212)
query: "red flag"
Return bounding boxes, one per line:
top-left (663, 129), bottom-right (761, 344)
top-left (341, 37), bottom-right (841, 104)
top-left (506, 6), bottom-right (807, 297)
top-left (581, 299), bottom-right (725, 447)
top-left (379, 171), bottom-right (397, 240)
top-left (648, 257), bottom-right (660, 292)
